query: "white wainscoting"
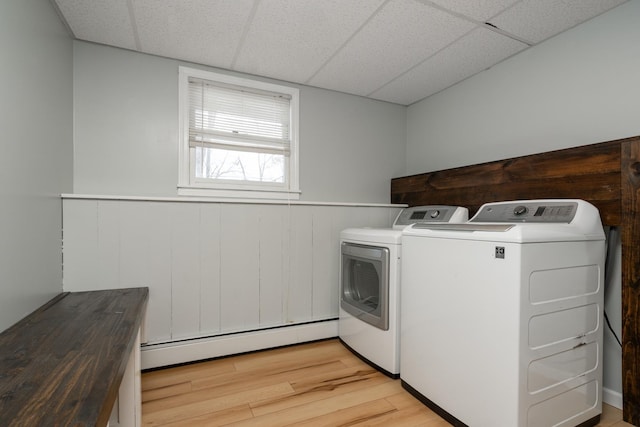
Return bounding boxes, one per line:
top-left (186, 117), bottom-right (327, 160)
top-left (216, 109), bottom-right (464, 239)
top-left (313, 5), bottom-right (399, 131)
top-left (62, 196), bottom-right (402, 364)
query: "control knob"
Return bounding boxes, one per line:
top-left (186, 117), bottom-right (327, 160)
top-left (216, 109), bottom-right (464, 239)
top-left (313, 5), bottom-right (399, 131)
top-left (513, 205), bottom-right (529, 216)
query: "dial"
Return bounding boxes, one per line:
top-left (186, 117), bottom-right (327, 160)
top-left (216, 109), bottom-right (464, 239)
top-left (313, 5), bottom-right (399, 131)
top-left (513, 205), bottom-right (529, 216)
top-left (430, 210), bottom-right (440, 218)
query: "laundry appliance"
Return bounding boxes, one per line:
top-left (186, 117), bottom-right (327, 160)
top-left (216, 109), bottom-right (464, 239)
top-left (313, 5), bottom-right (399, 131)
top-left (339, 205), bottom-right (468, 378)
top-left (400, 199), bottom-right (605, 427)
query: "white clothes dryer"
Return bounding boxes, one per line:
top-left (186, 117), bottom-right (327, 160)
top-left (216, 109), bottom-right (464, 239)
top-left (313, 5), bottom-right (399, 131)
top-left (339, 205), bottom-right (468, 378)
top-left (400, 199), bottom-right (605, 427)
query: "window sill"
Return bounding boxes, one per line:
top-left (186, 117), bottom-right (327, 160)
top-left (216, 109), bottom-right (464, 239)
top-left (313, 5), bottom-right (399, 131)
top-left (177, 186), bottom-right (301, 201)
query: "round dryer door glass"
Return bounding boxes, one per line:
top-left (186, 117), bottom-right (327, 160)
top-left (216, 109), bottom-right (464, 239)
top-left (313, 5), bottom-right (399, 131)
top-left (346, 260), bottom-right (381, 313)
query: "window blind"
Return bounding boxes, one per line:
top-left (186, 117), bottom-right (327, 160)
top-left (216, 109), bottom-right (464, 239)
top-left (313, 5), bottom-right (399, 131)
top-left (188, 78), bottom-right (292, 154)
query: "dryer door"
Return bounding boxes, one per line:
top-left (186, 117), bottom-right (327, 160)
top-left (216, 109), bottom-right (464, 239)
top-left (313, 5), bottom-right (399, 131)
top-left (341, 242), bottom-right (390, 330)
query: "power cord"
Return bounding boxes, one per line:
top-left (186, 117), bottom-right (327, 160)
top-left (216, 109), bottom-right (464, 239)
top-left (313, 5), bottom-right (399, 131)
top-left (604, 226), bottom-right (622, 348)
top-left (604, 310), bottom-right (622, 347)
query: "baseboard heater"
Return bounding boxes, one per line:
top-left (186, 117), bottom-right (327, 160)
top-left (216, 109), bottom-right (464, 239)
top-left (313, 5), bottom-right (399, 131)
top-left (141, 318), bottom-right (338, 370)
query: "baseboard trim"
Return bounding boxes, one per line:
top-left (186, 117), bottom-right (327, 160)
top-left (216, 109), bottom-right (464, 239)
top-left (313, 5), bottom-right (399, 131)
top-left (603, 387), bottom-right (623, 409)
top-left (141, 320), bottom-right (338, 370)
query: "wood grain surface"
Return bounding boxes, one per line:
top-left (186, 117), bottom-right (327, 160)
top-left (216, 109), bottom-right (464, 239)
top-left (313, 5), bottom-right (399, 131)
top-left (621, 138), bottom-right (640, 424)
top-left (0, 287), bottom-right (148, 427)
top-left (391, 139), bottom-right (622, 225)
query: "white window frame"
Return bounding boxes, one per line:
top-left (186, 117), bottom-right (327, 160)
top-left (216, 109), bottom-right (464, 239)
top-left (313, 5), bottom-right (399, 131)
top-left (178, 66), bottom-right (300, 200)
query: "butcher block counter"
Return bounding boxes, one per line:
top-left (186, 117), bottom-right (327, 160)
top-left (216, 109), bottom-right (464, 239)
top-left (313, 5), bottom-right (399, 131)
top-left (0, 287), bottom-right (148, 427)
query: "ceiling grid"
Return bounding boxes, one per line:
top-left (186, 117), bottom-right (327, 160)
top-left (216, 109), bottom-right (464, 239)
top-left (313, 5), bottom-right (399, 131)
top-left (53, 0), bottom-right (628, 105)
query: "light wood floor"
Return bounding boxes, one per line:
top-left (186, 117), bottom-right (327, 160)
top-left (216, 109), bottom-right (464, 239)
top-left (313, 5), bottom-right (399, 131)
top-left (141, 339), bottom-right (633, 426)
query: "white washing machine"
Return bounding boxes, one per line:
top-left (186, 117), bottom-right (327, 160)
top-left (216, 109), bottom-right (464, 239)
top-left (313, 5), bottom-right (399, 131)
top-left (400, 199), bottom-right (605, 427)
top-left (339, 205), bottom-right (468, 378)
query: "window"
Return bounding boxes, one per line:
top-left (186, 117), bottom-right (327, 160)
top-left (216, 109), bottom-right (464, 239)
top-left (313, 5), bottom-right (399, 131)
top-left (178, 67), bottom-right (299, 199)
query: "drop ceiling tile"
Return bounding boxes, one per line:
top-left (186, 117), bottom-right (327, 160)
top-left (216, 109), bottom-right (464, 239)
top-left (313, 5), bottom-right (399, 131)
top-left (371, 27), bottom-right (527, 105)
top-left (427, 0), bottom-right (520, 22)
top-left (308, 0), bottom-right (475, 97)
top-left (54, 0), bottom-right (136, 50)
top-left (234, 0), bottom-right (386, 84)
top-left (489, 0), bottom-right (628, 44)
top-left (132, 0), bottom-right (254, 69)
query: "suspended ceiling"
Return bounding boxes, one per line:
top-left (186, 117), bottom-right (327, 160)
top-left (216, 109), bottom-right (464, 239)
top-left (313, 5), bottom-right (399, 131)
top-left (52, 0), bottom-right (627, 105)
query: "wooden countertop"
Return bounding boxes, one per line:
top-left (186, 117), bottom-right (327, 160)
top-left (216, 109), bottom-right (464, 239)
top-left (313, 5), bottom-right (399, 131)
top-left (0, 287), bottom-right (148, 427)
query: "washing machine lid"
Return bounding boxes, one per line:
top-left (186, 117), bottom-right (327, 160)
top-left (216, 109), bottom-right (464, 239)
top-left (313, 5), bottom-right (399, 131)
top-left (341, 205), bottom-right (469, 244)
top-left (470, 200), bottom-right (578, 223)
top-left (403, 199), bottom-right (605, 243)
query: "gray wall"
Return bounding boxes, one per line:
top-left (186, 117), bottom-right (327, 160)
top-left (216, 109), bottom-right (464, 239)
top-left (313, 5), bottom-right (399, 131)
top-left (72, 42), bottom-right (406, 203)
top-left (406, 0), bottom-right (639, 403)
top-left (406, 0), bottom-right (640, 175)
top-left (0, 0), bottom-right (73, 331)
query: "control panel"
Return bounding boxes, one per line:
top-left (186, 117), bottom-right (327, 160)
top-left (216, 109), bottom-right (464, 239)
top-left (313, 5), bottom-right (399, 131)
top-left (395, 205), bottom-right (467, 226)
top-left (470, 201), bottom-right (578, 223)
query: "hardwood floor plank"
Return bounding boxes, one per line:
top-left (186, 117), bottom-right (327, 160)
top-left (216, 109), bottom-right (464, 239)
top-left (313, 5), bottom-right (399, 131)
top-left (142, 358), bottom-right (236, 391)
top-left (249, 366), bottom-right (387, 417)
top-left (143, 374), bottom-right (273, 415)
top-left (340, 355), bottom-right (371, 368)
top-left (142, 381), bottom-right (192, 403)
top-left (238, 382), bottom-right (403, 426)
top-left (192, 359), bottom-right (348, 394)
top-left (357, 407), bottom-right (447, 427)
top-left (159, 405), bottom-right (254, 427)
top-left (288, 399), bottom-right (397, 426)
top-left (385, 391), bottom-right (424, 410)
top-left (231, 341), bottom-right (351, 373)
top-left (142, 382), bottom-right (294, 425)
top-left (288, 365), bottom-right (379, 393)
top-left (377, 393), bottom-right (456, 427)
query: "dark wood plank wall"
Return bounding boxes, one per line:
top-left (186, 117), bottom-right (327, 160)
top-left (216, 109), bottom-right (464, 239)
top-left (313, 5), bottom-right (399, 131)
top-left (391, 135), bottom-right (640, 426)
top-left (621, 139), bottom-right (640, 426)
